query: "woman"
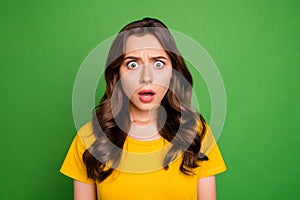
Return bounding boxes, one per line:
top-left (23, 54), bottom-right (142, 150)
top-left (60, 17), bottom-right (226, 200)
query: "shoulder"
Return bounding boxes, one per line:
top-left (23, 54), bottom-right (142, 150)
top-left (194, 121), bottom-right (227, 177)
top-left (78, 121), bottom-right (93, 134)
top-left (60, 121), bottom-right (96, 184)
top-left (77, 121), bottom-right (96, 149)
top-left (195, 120), bottom-right (216, 155)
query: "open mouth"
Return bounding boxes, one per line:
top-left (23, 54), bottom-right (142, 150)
top-left (138, 89), bottom-right (156, 103)
top-left (138, 90), bottom-right (155, 96)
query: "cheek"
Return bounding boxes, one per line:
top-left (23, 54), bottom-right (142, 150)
top-left (120, 73), bottom-right (139, 98)
top-left (156, 87), bottom-right (169, 99)
top-left (153, 70), bottom-right (172, 89)
top-left (154, 76), bottom-right (172, 99)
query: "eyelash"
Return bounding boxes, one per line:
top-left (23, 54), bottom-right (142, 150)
top-left (126, 61), bottom-right (139, 69)
top-left (153, 60), bottom-right (165, 68)
top-left (125, 60), bottom-right (165, 69)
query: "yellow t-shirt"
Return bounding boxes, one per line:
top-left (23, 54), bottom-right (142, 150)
top-left (60, 122), bottom-right (227, 200)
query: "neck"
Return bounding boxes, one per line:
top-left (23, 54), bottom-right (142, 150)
top-left (128, 122), bottom-right (161, 141)
top-left (128, 103), bottom-right (161, 141)
top-left (129, 105), bottom-right (158, 126)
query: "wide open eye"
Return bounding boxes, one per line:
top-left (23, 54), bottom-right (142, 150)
top-left (153, 60), bottom-right (165, 69)
top-left (127, 61), bottom-right (139, 69)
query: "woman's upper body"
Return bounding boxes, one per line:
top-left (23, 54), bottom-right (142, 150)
top-left (60, 17), bottom-right (227, 200)
top-left (60, 121), bottom-right (226, 200)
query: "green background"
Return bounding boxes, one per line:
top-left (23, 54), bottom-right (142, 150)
top-left (1, 0), bottom-right (299, 199)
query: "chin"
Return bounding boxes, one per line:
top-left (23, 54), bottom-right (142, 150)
top-left (137, 102), bottom-right (163, 111)
top-left (137, 104), bottom-right (156, 111)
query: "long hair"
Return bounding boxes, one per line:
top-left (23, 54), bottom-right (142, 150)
top-left (83, 17), bottom-right (208, 182)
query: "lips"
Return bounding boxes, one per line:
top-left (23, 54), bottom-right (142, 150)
top-left (138, 89), bottom-right (156, 103)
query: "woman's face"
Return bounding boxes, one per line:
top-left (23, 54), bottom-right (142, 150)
top-left (119, 34), bottom-right (172, 114)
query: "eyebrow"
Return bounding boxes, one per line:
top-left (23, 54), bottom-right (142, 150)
top-left (123, 56), bottom-right (168, 61)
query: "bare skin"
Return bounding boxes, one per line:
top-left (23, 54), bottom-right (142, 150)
top-left (73, 180), bottom-right (96, 200)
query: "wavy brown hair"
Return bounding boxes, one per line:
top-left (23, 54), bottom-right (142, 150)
top-left (83, 17), bottom-right (208, 182)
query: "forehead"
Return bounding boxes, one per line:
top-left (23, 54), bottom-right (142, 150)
top-left (125, 34), bottom-right (166, 54)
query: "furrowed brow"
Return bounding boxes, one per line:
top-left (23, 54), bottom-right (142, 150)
top-left (123, 56), bottom-right (141, 61)
top-left (151, 56), bottom-right (168, 60)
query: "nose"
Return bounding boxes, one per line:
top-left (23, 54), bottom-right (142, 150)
top-left (139, 64), bottom-right (153, 84)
